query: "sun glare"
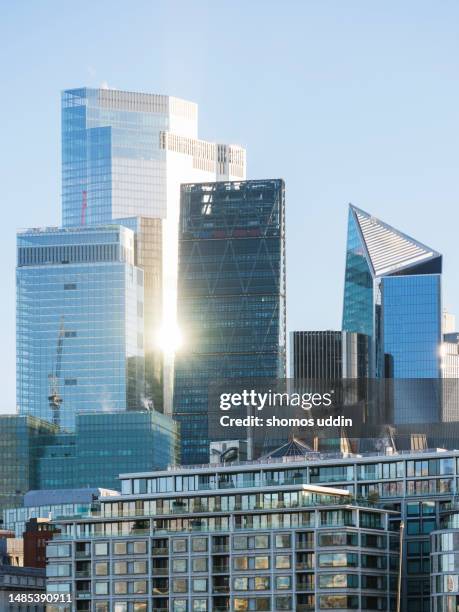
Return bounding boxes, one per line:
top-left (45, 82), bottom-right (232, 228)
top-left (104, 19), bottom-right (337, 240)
top-left (157, 322), bottom-right (183, 353)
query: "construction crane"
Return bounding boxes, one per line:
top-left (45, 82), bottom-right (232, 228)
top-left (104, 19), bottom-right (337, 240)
top-left (48, 318), bottom-right (65, 428)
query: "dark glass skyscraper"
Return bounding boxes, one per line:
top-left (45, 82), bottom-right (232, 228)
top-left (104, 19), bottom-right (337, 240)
top-left (174, 180), bottom-right (286, 464)
top-left (342, 204), bottom-right (443, 422)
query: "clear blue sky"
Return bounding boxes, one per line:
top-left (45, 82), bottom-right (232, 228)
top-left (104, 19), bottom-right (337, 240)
top-left (1, 0), bottom-right (458, 412)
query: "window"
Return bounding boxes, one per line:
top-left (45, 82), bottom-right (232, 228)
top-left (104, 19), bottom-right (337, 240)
top-left (173, 601), bottom-right (187, 612)
top-left (275, 596), bottom-right (292, 610)
top-left (234, 557), bottom-right (248, 570)
top-left (192, 557), bottom-right (207, 572)
top-left (94, 582), bottom-right (109, 595)
top-left (46, 564), bottom-right (71, 577)
top-left (173, 559), bottom-right (187, 573)
top-left (114, 542), bottom-right (127, 555)
top-left (132, 541), bottom-right (147, 554)
top-left (275, 534), bottom-right (291, 548)
top-left (173, 578), bottom-right (188, 593)
top-left (275, 555), bottom-right (291, 569)
top-left (47, 544), bottom-right (70, 557)
top-left (114, 581), bottom-right (127, 594)
top-left (193, 579), bottom-right (207, 592)
top-left (173, 539), bottom-right (187, 553)
top-left (114, 561), bottom-right (127, 575)
top-left (276, 576), bottom-right (291, 590)
top-left (234, 577), bottom-right (249, 590)
top-left (192, 601), bottom-right (207, 611)
top-left (133, 561), bottom-right (147, 574)
top-left (255, 535), bottom-right (269, 548)
top-left (94, 542), bottom-right (108, 556)
top-left (133, 580), bottom-right (147, 594)
top-left (95, 562), bottom-right (108, 576)
top-left (255, 556), bottom-right (269, 569)
top-left (192, 537), bottom-right (207, 552)
top-left (255, 576), bottom-right (270, 590)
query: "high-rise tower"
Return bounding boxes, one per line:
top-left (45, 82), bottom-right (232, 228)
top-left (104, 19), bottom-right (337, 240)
top-left (17, 225), bottom-right (144, 429)
top-left (174, 180), bottom-right (286, 464)
top-left (342, 204), bottom-right (443, 422)
top-left (61, 87), bottom-right (246, 412)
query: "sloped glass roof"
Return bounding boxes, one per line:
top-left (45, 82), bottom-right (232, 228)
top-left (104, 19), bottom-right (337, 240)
top-left (350, 205), bottom-right (441, 277)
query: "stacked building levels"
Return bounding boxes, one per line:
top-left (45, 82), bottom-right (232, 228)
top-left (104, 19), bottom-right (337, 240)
top-left (42, 441), bottom-right (459, 612)
top-left (46, 457), bottom-right (397, 612)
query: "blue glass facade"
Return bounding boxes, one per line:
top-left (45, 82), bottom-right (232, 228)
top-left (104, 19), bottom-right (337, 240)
top-left (0, 412), bottom-right (179, 506)
top-left (61, 88), bottom-right (175, 226)
top-left (174, 180), bottom-right (286, 465)
top-left (342, 210), bottom-right (374, 339)
top-left (0, 416), bottom-right (57, 513)
top-left (17, 226), bottom-right (144, 429)
top-left (342, 205), bottom-right (443, 422)
top-left (382, 275), bottom-right (441, 379)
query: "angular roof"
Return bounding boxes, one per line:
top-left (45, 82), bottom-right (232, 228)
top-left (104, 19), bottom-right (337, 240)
top-left (262, 437), bottom-right (315, 459)
top-left (350, 204), bottom-right (441, 277)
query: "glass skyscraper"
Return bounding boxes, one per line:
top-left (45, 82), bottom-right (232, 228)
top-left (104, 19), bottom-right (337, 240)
top-left (342, 204), bottom-right (443, 422)
top-left (17, 225), bottom-right (144, 429)
top-left (174, 180), bottom-right (286, 465)
top-left (60, 87), bottom-right (246, 412)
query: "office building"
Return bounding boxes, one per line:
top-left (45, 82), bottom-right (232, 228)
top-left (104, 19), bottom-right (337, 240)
top-left (17, 225), bottom-right (145, 428)
top-left (290, 330), bottom-right (369, 380)
top-left (174, 180), bottom-right (286, 464)
top-left (45, 441), bottom-right (459, 612)
top-left (342, 204), bottom-right (443, 423)
top-left (46, 475), bottom-right (396, 612)
top-left (0, 412), bottom-right (179, 511)
top-left (61, 87), bottom-right (246, 412)
top-left (0, 416), bottom-right (57, 513)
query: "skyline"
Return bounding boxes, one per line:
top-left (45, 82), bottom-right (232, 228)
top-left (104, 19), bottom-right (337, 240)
top-left (2, 0), bottom-right (459, 412)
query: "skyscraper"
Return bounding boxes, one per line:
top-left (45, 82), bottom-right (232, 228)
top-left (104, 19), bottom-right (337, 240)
top-left (61, 87), bottom-right (246, 411)
top-left (174, 180), bottom-right (286, 464)
top-left (342, 204), bottom-right (443, 422)
top-left (17, 225), bottom-right (144, 428)
top-left (290, 330), bottom-right (369, 380)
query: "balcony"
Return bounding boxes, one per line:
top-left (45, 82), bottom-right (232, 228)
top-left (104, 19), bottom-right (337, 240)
top-left (212, 545), bottom-right (229, 553)
top-left (152, 567), bottom-right (169, 575)
top-left (213, 565), bottom-right (229, 574)
top-left (152, 548), bottom-right (169, 555)
top-left (75, 570), bottom-right (91, 578)
top-left (297, 582), bottom-right (314, 591)
top-left (75, 551), bottom-right (90, 559)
